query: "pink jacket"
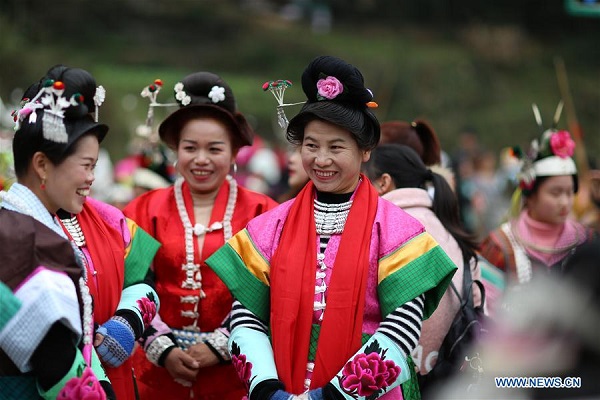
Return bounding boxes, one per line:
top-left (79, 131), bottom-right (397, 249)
top-left (382, 188), bottom-right (482, 375)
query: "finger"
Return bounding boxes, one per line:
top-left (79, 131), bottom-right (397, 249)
top-left (174, 378), bottom-right (193, 387)
top-left (180, 353), bottom-right (200, 369)
top-left (94, 333), bottom-right (105, 347)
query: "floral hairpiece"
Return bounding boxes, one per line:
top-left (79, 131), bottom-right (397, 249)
top-left (316, 75), bottom-right (343, 101)
top-left (12, 79), bottom-right (83, 143)
top-left (140, 79), bottom-right (178, 130)
top-left (93, 85), bottom-right (106, 123)
top-left (514, 102), bottom-right (576, 191)
top-left (262, 79), bottom-right (303, 129)
top-left (173, 82), bottom-right (191, 106)
top-left (208, 86), bottom-right (225, 103)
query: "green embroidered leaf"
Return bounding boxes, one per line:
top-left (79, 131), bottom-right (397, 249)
top-left (364, 339), bottom-right (381, 355)
top-left (231, 341), bottom-right (241, 356)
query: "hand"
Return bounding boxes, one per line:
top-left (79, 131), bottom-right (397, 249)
top-left (185, 343), bottom-right (219, 368)
top-left (95, 317), bottom-right (135, 367)
top-left (164, 347), bottom-right (200, 385)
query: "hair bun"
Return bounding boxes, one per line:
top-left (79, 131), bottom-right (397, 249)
top-left (42, 65), bottom-right (98, 119)
top-left (175, 72), bottom-right (236, 114)
top-left (301, 55), bottom-right (373, 106)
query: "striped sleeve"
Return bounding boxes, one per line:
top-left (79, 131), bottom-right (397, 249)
top-left (230, 300), bottom-right (268, 334)
top-left (377, 294), bottom-right (424, 358)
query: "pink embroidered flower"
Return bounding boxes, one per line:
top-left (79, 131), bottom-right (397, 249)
top-left (232, 353), bottom-right (253, 389)
top-left (317, 76), bottom-right (344, 100)
top-left (550, 130), bottom-right (575, 158)
top-left (58, 367), bottom-right (106, 400)
top-left (137, 297), bottom-right (157, 328)
top-left (340, 352), bottom-right (401, 397)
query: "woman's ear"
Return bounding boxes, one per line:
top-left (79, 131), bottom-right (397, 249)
top-left (31, 151), bottom-right (48, 181)
top-left (378, 173), bottom-right (395, 195)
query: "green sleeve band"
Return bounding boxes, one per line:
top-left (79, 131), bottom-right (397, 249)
top-left (124, 227), bottom-right (160, 288)
top-left (379, 246), bottom-right (456, 319)
top-left (206, 244), bottom-right (270, 322)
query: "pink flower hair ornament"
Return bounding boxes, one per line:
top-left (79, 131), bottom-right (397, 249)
top-left (316, 76), bottom-right (344, 100)
top-left (549, 130), bottom-right (575, 158)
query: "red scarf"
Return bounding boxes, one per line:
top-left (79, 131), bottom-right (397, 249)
top-left (270, 175), bottom-right (378, 393)
top-left (70, 202), bottom-right (125, 324)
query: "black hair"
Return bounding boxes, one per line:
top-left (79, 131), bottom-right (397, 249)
top-left (524, 174), bottom-right (579, 197)
top-left (365, 143), bottom-right (478, 262)
top-left (287, 56), bottom-right (380, 151)
top-left (159, 71), bottom-right (253, 149)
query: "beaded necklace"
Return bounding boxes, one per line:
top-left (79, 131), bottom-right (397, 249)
top-left (174, 175), bottom-right (237, 299)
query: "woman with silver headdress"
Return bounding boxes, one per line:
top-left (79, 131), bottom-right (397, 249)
top-left (0, 65), bottom-right (116, 399)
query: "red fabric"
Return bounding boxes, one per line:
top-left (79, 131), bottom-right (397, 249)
top-left (270, 176), bottom-right (378, 393)
top-left (123, 180), bottom-right (277, 399)
top-left (61, 202), bottom-right (129, 398)
top-left (71, 201), bottom-right (125, 324)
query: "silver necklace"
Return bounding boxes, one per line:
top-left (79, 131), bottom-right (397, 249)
top-left (313, 198), bottom-right (352, 235)
top-left (174, 175), bottom-right (237, 299)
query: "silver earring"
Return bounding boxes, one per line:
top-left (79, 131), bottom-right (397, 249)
top-left (232, 163), bottom-right (238, 175)
top-left (173, 160), bottom-right (178, 168)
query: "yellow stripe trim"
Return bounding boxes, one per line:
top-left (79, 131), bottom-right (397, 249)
top-left (124, 218), bottom-right (138, 259)
top-left (378, 232), bottom-right (438, 284)
top-left (229, 230), bottom-right (271, 286)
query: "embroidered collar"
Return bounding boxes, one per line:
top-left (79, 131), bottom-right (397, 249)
top-left (0, 183), bottom-right (67, 240)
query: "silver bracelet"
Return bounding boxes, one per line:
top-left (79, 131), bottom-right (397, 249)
top-left (205, 330), bottom-right (231, 361)
top-left (146, 335), bottom-right (176, 366)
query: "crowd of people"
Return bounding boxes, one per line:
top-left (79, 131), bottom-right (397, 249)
top-left (1, 55), bottom-right (599, 400)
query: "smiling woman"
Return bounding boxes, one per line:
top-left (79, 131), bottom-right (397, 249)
top-left (123, 71), bottom-right (277, 400)
top-left (0, 65), bottom-right (116, 399)
top-left (206, 55), bottom-right (458, 400)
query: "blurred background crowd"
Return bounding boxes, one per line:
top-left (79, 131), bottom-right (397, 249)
top-left (2, 0), bottom-right (600, 241)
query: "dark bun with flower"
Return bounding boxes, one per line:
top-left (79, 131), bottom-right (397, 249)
top-left (287, 55), bottom-right (380, 150)
top-left (159, 72), bottom-right (254, 150)
top-left (12, 65), bottom-right (108, 178)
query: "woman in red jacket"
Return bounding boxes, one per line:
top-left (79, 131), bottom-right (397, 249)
top-left (124, 71), bottom-right (278, 400)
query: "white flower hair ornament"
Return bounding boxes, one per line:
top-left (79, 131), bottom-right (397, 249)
top-left (208, 86), bottom-right (226, 103)
top-left (12, 79), bottom-right (83, 143)
top-left (174, 82), bottom-right (191, 106)
top-left (93, 85), bottom-right (106, 123)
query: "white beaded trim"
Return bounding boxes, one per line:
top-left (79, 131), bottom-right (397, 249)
top-left (146, 335), bottom-right (176, 366)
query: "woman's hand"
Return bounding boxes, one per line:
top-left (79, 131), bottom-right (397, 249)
top-left (185, 343), bottom-right (219, 368)
top-left (164, 347), bottom-right (200, 385)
